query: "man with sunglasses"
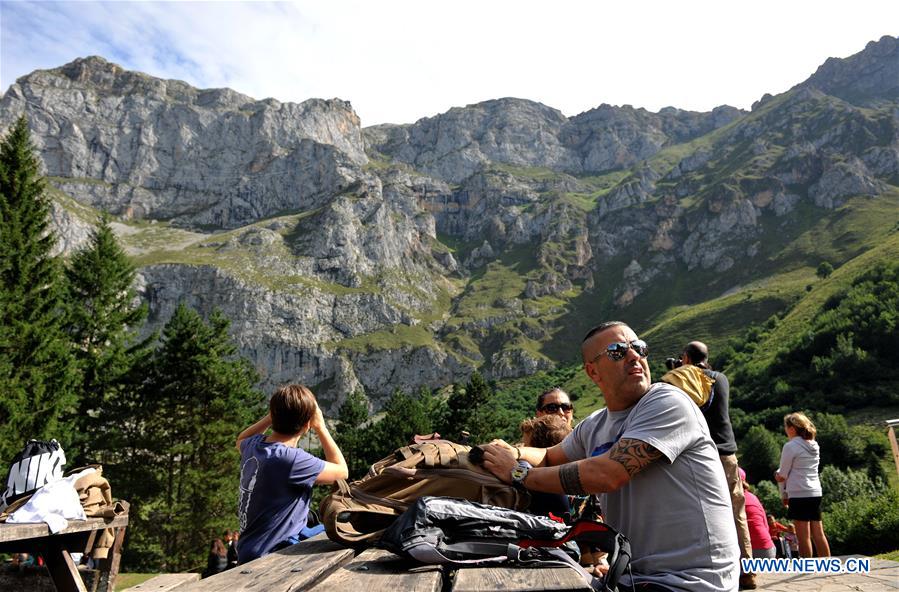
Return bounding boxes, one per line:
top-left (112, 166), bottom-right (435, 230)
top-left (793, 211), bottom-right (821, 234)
top-left (483, 321), bottom-right (738, 592)
top-left (535, 387), bottom-right (574, 427)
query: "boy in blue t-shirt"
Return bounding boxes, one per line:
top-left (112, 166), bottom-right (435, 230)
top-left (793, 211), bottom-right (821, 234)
top-left (235, 384), bottom-right (348, 564)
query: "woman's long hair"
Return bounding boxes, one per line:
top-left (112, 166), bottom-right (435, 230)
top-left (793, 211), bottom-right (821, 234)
top-left (211, 538), bottom-right (227, 557)
top-left (784, 412), bottom-right (817, 440)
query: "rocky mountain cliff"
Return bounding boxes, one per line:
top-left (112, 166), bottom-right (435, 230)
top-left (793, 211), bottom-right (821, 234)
top-left (365, 98), bottom-right (743, 183)
top-left (1, 36), bottom-right (897, 409)
top-left (1, 57), bottom-right (365, 228)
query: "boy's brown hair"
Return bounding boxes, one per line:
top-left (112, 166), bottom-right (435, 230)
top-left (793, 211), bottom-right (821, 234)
top-left (519, 414), bottom-right (572, 448)
top-left (270, 384), bottom-right (317, 435)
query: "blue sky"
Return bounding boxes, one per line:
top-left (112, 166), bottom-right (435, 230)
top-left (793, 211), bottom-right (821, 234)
top-left (1, 1), bottom-right (897, 126)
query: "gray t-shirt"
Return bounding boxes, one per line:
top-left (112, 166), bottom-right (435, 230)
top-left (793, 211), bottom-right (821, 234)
top-left (562, 383), bottom-right (738, 592)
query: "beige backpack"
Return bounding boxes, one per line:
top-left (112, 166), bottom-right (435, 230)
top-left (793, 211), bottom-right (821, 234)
top-left (320, 441), bottom-right (529, 547)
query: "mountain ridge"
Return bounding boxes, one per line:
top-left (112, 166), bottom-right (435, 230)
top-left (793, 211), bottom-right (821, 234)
top-left (1, 36), bottom-right (896, 409)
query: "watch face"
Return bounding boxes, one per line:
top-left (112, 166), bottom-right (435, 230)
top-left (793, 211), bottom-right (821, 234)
top-left (511, 463), bottom-right (528, 484)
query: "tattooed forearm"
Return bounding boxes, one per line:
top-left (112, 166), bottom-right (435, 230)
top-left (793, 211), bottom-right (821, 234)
top-left (558, 462), bottom-right (586, 495)
top-left (608, 438), bottom-right (663, 477)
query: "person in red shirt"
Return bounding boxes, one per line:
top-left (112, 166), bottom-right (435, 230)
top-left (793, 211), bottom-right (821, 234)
top-left (739, 468), bottom-right (777, 559)
top-left (767, 515), bottom-right (798, 558)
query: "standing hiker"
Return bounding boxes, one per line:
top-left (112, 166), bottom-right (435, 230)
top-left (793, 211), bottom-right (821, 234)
top-left (775, 412), bottom-right (830, 558)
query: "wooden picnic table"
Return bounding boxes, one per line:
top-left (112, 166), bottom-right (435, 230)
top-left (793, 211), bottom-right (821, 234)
top-left (171, 533), bottom-right (592, 592)
top-left (131, 534), bottom-right (899, 592)
top-left (0, 514), bottom-right (128, 592)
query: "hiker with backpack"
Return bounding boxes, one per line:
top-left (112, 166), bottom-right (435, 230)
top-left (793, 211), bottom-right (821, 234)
top-left (235, 384), bottom-right (348, 564)
top-left (679, 341), bottom-right (755, 589)
top-left (481, 321), bottom-right (739, 592)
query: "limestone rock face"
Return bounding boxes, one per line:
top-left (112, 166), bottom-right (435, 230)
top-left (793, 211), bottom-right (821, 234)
top-left (0, 56), bottom-right (367, 229)
top-left (809, 158), bottom-right (885, 208)
top-left (366, 98), bottom-right (743, 183)
top-left (798, 35), bottom-right (899, 106)
top-left (137, 260), bottom-right (461, 410)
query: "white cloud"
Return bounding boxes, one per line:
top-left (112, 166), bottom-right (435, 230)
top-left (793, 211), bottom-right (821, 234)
top-left (2, 0), bottom-right (897, 125)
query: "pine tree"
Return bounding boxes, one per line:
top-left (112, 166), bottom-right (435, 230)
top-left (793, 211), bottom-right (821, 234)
top-left (335, 390), bottom-right (371, 478)
top-left (118, 303), bottom-right (264, 571)
top-left (64, 214), bottom-right (150, 463)
top-left (369, 389), bottom-right (437, 457)
top-left (0, 116), bottom-right (78, 463)
top-left (443, 371), bottom-right (493, 442)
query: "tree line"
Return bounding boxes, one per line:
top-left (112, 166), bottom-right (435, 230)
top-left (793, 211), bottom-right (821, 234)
top-left (0, 117), bottom-right (265, 571)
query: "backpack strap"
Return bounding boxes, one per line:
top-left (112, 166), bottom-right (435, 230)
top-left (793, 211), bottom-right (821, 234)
top-left (520, 520), bottom-right (631, 592)
top-left (406, 541), bottom-right (510, 566)
top-left (437, 442), bottom-right (456, 467)
top-left (396, 446), bottom-right (416, 461)
top-left (422, 443), bottom-right (440, 467)
top-left (510, 546), bottom-right (604, 591)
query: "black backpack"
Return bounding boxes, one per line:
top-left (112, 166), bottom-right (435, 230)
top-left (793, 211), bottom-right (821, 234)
top-left (378, 496), bottom-right (631, 592)
top-left (0, 439), bottom-right (67, 512)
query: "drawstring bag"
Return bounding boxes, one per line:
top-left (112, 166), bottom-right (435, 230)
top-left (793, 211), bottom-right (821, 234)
top-left (0, 439), bottom-right (67, 512)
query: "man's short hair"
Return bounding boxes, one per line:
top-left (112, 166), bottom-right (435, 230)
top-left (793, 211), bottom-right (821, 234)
top-left (581, 321), bottom-right (629, 344)
top-left (683, 341), bottom-right (709, 365)
top-left (270, 384), bottom-right (317, 435)
top-left (520, 414), bottom-right (572, 448)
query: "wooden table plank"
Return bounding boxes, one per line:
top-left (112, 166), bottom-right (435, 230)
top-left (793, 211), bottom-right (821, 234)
top-left (120, 573), bottom-right (201, 592)
top-left (177, 535), bottom-right (355, 592)
top-left (0, 530), bottom-right (92, 554)
top-left (308, 548), bottom-right (442, 592)
top-left (0, 515), bottom-right (129, 543)
top-left (450, 565), bottom-right (592, 592)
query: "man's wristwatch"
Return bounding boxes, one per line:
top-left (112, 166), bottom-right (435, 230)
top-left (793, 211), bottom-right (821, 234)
top-left (511, 461), bottom-right (532, 488)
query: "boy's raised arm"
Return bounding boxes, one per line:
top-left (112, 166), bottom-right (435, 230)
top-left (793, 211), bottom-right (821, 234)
top-left (237, 413), bottom-right (272, 451)
top-left (311, 404), bottom-right (349, 483)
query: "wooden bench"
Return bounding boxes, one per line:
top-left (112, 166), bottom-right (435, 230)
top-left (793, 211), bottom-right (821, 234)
top-left (0, 514), bottom-right (128, 592)
top-left (174, 534), bottom-right (591, 592)
top-left (120, 573), bottom-right (200, 592)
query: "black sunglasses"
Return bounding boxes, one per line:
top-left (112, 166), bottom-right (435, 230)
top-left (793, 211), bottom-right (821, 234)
top-left (592, 339), bottom-right (649, 362)
top-left (539, 402), bottom-right (573, 413)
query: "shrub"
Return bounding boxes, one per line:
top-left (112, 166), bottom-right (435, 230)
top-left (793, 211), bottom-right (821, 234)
top-left (825, 489), bottom-right (899, 555)
top-left (739, 426), bottom-right (781, 483)
top-left (816, 261), bottom-right (834, 279)
top-left (752, 479), bottom-right (786, 520)
top-left (820, 465), bottom-right (878, 511)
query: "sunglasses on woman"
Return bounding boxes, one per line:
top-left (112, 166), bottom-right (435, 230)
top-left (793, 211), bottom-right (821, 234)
top-left (539, 402), bottom-right (573, 413)
top-left (591, 339), bottom-right (649, 363)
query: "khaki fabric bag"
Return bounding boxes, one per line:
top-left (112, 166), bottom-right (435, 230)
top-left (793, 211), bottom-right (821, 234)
top-left (321, 441), bottom-right (529, 547)
top-left (660, 365), bottom-right (716, 409)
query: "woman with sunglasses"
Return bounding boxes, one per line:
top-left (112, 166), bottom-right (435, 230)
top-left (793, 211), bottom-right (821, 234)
top-left (535, 387), bottom-right (574, 427)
